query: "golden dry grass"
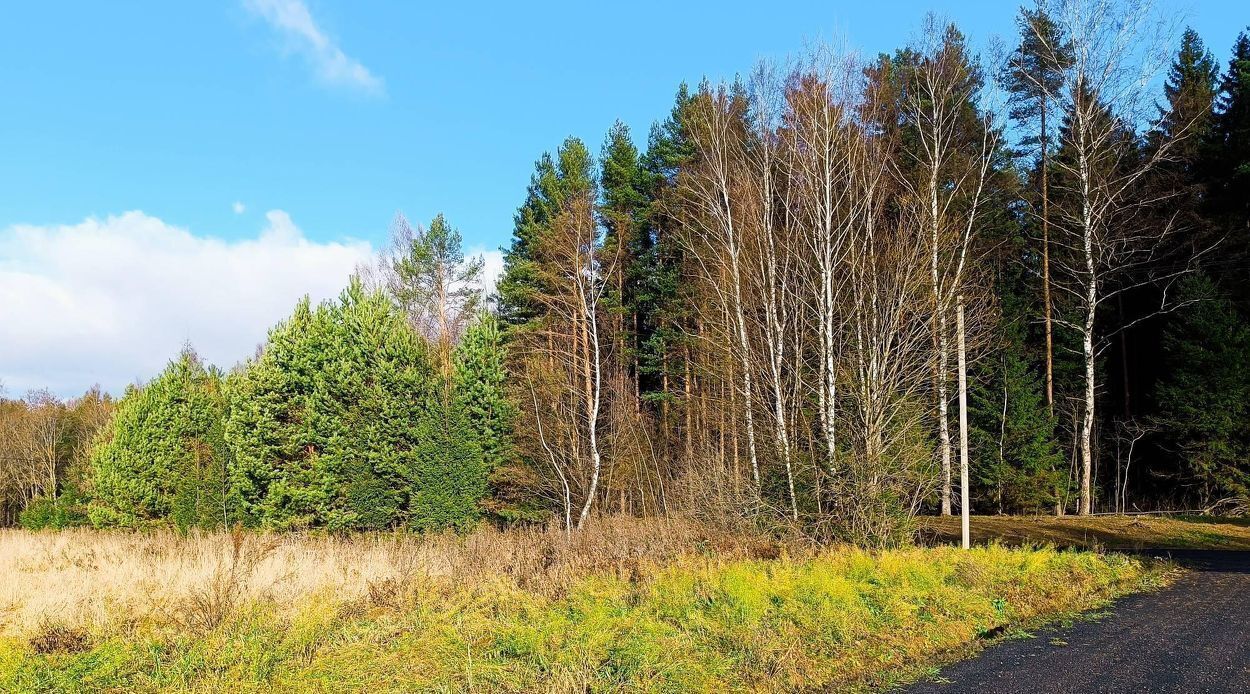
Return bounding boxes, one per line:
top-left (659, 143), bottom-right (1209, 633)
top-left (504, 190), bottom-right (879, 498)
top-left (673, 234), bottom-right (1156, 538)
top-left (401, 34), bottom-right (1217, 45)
top-left (0, 517), bottom-right (780, 638)
top-left (919, 514), bottom-right (1250, 550)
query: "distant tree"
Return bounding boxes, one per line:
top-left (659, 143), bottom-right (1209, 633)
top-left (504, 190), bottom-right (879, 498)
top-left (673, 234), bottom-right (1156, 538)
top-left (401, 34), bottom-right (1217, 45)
top-left (89, 348), bottom-right (228, 530)
top-left (369, 212), bottom-right (484, 371)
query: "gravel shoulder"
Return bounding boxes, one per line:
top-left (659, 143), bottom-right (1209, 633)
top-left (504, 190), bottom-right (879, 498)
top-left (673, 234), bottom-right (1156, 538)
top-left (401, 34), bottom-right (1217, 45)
top-left (909, 550), bottom-right (1250, 694)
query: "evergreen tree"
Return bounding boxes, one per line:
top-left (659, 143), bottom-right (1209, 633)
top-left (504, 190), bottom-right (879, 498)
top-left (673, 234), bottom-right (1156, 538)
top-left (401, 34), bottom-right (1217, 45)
top-left (969, 327), bottom-right (1064, 514)
top-left (496, 137), bottom-right (595, 330)
top-left (1155, 275), bottom-right (1250, 504)
top-left (599, 121), bottom-right (651, 406)
top-left (89, 348), bottom-right (228, 530)
top-left (1144, 28), bottom-right (1220, 254)
top-left (1162, 29), bottom-right (1219, 154)
top-left (1207, 30), bottom-right (1250, 301)
top-left (1001, 2), bottom-right (1073, 415)
top-left (637, 85), bottom-right (696, 411)
top-left (452, 313), bottom-right (518, 520)
top-left (225, 280), bottom-right (487, 531)
top-left (385, 213), bottom-right (483, 365)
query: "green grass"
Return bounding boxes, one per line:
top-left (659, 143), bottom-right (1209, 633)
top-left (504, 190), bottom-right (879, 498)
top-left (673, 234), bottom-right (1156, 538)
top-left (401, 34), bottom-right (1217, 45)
top-left (0, 544), bottom-right (1164, 693)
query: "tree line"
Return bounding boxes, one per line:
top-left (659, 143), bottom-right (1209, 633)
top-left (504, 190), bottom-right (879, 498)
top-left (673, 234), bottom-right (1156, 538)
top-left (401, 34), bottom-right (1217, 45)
top-left (2, 0), bottom-right (1247, 542)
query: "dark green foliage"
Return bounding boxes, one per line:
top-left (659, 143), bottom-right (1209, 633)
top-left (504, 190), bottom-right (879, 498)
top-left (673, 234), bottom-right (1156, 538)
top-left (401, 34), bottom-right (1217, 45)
top-left (636, 86), bottom-right (696, 405)
top-left (1208, 32), bottom-right (1250, 220)
top-left (1163, 29), bottom-right (1219, 147)
top-left (19, 486), bottom-right (88, 530)
top-left (1001, 4), bottom-right (1073, 160)
top-left (1205, 30), bottom-right (1250, 304)
top-left (453, 313), bottom-right (514, 470)
top-left (409, 412), bottom-right (486, 531)
top-left (599, 121), bottom-right (652, 391)
top-left (452, 313), bottom-right (519, 522)
top-left (89, 349), bottom-right (228, 530)
top-left (969, 339), bottom-right (1064, 514)
top-left (1155, 275), bottom-right (1250, 503)
top-left (224, 280), bottom-right (488, 531)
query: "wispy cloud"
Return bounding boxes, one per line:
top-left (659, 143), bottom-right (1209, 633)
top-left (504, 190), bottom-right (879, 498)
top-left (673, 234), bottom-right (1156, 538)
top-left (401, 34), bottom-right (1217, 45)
top-left (232, 201), bottom-right (246, 214)
top-left (243, 0), bottom-right (383, 95)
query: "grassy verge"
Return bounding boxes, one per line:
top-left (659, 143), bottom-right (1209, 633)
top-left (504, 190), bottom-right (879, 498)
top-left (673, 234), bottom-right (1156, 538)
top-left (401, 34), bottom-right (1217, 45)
top-left (919, 514), bottom-right (1250, 550)
top-left (0, 523), bottom-right (1165, 693)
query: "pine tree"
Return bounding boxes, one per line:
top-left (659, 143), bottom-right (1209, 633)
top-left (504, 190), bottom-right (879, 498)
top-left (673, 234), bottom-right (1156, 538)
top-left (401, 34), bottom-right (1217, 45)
top-left (225, 280), bottom-right (487, 531)
top-left (1001, 3), bottom-right (1073, 416)
top-left (89, 348), bottom-right (228, 530)
top-left (496, 138), bottom-right (595, 331)
top-left (384, 213), bottom-right (484, 368)
top-left (452, 313), bottom-right (517, 522)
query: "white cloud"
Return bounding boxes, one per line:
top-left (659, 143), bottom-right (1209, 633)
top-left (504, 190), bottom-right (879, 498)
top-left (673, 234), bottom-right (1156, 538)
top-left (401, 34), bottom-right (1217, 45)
top-left (232, 201), bottom-right (246, 214)
top-left (243, 0), bottom-right (383, 95)
top-left (0, 210), bottom-right (371, 398)
top-left (467, 245), bottom-right (505, 297)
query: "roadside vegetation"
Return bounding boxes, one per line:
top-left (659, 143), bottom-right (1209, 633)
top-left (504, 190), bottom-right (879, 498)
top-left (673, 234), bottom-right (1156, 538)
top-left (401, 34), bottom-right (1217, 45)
top-left (0, 519), bottom-right (1165, 693)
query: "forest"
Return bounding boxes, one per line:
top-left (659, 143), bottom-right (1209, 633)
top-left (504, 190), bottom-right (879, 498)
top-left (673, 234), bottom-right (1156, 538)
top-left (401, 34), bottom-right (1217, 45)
top-left (2, 0), bottom-right (1249, 546)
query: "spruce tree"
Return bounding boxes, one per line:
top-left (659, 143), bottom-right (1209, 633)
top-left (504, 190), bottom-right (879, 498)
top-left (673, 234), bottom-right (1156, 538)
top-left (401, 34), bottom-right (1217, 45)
top-left (1207, 30), bottom-right (1250, 301)
top-left (1155, 275), bottom-right (1250, 504)
top-left (969, 331), bottom-right (1064, 514)
top-left (599, 121), bottom-right (650, 409)
top-left (89, 348), bottom-right (228, 529)
top-left (1162, 29), bottom-right (1219, 154)
top-left (637, 85), bottom-right (695, 412)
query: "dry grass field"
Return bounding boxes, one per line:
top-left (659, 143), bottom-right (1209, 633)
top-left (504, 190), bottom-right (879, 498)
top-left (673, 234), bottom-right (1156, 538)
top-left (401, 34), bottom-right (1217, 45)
top-left (0, 518), bottom-right (1169, 692)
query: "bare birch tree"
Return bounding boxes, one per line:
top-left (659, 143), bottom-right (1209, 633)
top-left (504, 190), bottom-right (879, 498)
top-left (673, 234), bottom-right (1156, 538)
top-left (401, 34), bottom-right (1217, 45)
top-left (1048, 0), bottom-right (1196, 515)
top-left (681, 84), bottom-right (762, 486)
top-left (899, 18), bottom-right (1001, 515)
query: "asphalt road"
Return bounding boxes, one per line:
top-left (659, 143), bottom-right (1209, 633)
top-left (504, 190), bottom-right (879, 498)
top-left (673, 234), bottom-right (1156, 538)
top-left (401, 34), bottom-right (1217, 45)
top-left (909, 550), bottom-right (1250, 694)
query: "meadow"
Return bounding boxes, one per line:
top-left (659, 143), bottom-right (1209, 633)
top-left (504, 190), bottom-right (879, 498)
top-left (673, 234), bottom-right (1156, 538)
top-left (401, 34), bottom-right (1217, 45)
top-left (0, 518), bottom-right (1167, 693)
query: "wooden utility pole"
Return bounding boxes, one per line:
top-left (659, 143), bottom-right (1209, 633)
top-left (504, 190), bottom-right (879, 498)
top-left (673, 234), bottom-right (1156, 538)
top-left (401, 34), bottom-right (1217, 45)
top-left (957, 296), bottom-right (970, 550)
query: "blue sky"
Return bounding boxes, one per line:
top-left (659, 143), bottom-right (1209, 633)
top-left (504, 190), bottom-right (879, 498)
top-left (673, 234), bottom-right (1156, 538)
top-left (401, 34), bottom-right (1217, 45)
top-left (1, 0), bottom-right (1240, 249)
top-left (1, 0), bottom-right (1246, 396)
